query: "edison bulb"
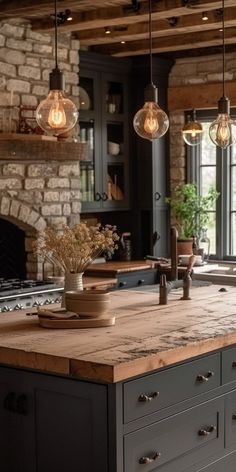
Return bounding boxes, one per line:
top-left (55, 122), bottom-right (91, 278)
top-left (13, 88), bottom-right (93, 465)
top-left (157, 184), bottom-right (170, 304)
top-left (36, 90), bottom-right (78, 136)
top-left (182, 120), bottom-right (203, 146)
top-left (209, 113), bottom-right (236, 149)
top-left (133, 101), bottom-right (169, 141)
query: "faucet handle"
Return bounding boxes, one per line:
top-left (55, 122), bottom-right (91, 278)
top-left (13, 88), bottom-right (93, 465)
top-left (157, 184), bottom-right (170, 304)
top-left (186, 255), bottom-right (196, 273)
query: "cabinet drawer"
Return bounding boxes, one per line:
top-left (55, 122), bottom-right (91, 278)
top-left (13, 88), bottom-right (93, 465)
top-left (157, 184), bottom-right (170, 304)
top-left (124, 398), bottom-right (223, 472)
top-left (222, 346), bottom-right (236, 384)
top-left (196, 451), bottom-right (236, 472)
top-left (225, 389), bottom-right (236, 448)
top-left (123, 353), bottom-right (220, 423)
top-left (117, 269), bottom-right (157, 289)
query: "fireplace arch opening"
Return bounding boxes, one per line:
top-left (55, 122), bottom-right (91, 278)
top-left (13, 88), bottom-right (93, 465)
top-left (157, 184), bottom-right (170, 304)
top-left (0, 218), bottom-right (26, 279)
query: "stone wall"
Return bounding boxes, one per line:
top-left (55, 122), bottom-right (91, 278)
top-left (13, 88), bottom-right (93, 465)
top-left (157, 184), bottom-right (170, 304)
top-left (0, 20), bottom-right (81, 279)
top-left (0, 19), bottom-right (80, 121)
top-left (168, 52), bottom-right (236, 194)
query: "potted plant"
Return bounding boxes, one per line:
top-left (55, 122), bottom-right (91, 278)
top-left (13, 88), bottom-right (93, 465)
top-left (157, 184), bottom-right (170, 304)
top-left (166, 183), bottom-right (220, 255)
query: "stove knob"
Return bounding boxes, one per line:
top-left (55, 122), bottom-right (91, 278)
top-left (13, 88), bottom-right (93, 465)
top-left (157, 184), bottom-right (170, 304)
top-left (32, 300), bottom-right (43, 307)
top-left (14, 304), bottom-right (24, 310)
top-left (54, 297), bottom-right (62, 304)
top-left (44, 298), bottom-right (53, 305)
top-left (2, 306), bottom-right (11, 312)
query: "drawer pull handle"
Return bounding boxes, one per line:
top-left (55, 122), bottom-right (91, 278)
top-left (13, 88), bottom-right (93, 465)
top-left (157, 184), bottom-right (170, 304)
top-left (138, 391), bottom-right (159, 402)
top-left (196, 371), bottom-right (214, 382)
top-left (138, 279), bottom-right (145, 285)
top-left (198, 425), bottom-right (216, 436)
top-left (3, 392), bottom-right (16, 412)
top-left (232, 361), bottom-right (236, 368)
top-left (139, 452), bottom-right (161, 464)
top-left (232, 414), bottom-right (236, 420)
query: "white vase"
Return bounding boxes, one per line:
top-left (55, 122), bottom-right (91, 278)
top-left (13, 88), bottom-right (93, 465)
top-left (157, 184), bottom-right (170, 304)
top-left (61, 272), bottom-right (83, 308)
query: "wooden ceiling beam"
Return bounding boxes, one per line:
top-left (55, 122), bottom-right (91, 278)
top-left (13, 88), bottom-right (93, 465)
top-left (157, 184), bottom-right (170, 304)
top-left (78, 8), bottom-right (236, 47)
top-left (93, 26), bottom-right (236, 56)
top-left (168, 82), bottom-right (236, 111)
top-left (24, 0), bottom-right (235, 32)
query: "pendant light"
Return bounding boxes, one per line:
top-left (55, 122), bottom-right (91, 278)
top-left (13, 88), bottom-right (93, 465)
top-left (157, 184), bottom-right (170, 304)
top-left (133, 0), bottom-right (169, 141)
top-left (182, 109), bottom-right (203, 146)
top-left (36, 0), bottom-right (78, 136)
top-left (209, 0), bottom-right (236, 148)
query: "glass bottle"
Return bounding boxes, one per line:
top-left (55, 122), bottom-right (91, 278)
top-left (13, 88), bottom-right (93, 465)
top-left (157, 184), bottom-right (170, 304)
top-left (199, 229), bottom-right (210, 262)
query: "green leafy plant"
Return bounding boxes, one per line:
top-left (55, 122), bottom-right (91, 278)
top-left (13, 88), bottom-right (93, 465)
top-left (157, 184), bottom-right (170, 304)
top-left (166, 183), bottom-right (220, 240)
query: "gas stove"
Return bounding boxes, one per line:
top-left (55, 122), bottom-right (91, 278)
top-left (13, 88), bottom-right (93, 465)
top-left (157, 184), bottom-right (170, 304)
top-left (0, 278), bottom-right (63, 312)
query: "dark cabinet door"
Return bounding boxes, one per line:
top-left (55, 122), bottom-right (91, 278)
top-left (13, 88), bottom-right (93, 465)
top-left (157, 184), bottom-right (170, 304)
top-left (35, 375), bottom-right (108, 472)
top-left (0, 368), bottom-right (36, 472)
top-left (79, 51), bottom-right (131, 213)
top-left (0, 367), bottom-right (108, 472)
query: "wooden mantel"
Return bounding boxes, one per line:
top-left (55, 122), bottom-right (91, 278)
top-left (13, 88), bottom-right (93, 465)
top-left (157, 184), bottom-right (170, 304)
top-left (0, 134), bottom-right (88, 161)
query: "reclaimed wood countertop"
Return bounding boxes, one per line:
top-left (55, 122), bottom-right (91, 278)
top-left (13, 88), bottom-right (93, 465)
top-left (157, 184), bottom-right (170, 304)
top-left (1, 284), bottom-right (236, 383)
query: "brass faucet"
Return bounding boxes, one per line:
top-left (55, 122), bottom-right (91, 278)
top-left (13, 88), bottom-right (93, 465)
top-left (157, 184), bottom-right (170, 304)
top-left (159, 234), bottom-right (196, 303)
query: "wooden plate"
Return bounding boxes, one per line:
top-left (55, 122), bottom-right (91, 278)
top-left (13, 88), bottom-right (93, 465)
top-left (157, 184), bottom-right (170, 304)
top-left (38, 315), bottom-right (115, 329)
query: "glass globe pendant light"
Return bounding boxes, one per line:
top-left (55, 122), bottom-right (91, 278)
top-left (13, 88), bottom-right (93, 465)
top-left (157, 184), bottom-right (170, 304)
top-left (209, 0), bottom-right (236, 148)
top-left (133, 0), bottom-right (169, 141)
top-left (36, 0), bottom-right (78, 136)
top-left (182, 109), bottom-right (203, 146)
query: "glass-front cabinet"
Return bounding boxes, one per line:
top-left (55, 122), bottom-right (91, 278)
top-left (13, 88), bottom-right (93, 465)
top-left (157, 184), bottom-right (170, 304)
top-left (78, 52), bottom-right (130, 212)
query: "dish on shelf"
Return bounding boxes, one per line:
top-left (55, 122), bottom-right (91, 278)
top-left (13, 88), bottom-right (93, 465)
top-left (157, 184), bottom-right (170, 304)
top-left (79, 87), bottom-right (90, 110)
top-left (108, 141), bottom-right (120, 156)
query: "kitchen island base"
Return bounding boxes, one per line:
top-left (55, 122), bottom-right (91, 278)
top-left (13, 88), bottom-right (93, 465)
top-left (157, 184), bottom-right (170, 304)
top-left (1, 345), bottom-right (236, 471)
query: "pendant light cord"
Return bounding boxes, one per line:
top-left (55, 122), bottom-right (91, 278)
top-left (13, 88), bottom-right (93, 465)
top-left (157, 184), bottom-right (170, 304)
top-left (222, 0), bottom-right (225, 97)
top-left (54, 0), bottom-right (58, 69)
top-left (149, 0), bottom-right (153, 86)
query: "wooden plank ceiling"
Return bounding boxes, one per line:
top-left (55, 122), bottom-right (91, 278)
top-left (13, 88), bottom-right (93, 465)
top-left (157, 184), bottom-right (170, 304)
top-left (0, 0), bottom-right (236, 58)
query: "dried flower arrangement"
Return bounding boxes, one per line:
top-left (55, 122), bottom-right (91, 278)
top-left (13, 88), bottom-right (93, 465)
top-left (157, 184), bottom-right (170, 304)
top-left (35, 222), bottom-right (119, 274)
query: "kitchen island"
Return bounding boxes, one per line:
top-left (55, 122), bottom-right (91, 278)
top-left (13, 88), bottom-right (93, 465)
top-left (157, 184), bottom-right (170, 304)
top-left (1, 285), bottom-right (236, 472)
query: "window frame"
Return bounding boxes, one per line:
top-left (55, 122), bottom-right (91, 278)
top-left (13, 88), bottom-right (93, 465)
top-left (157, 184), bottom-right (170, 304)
top-left (186, 108), bottom-right (236, 261)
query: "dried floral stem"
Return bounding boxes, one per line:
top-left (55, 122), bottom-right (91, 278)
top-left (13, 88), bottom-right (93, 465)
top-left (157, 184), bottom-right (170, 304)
top-left (34, 222), bottom-right (119, 274)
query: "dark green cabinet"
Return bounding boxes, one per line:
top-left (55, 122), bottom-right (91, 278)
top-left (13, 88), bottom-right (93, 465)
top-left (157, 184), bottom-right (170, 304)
top-left (131, 56), bottom-right (173, 258)
top-left (79, 51), bottom-right (131, 213)
top-left (0, 368), bottom-right (108, 472)
top-left (2, 346), bottom-right (236, 471)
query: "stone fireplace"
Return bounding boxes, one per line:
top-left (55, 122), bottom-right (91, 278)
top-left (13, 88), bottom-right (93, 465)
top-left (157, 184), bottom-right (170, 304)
top-left (0, 138), bottom-right (85, 280)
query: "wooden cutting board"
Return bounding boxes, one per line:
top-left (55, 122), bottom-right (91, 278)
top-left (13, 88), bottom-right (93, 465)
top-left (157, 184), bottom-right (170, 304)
top-left (38, 316), bottom-right (115, 329)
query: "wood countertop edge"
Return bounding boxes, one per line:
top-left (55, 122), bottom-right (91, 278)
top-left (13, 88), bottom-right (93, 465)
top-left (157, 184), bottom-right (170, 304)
top-left (0, 347), bottom-right (70, 376)
top-left (0, 331), bottom-right (236, 384)
top-left (70, 332), bottom-right (236, 383)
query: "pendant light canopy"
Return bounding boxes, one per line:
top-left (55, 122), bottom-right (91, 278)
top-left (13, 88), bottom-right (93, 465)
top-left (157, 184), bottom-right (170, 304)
top-left (182, 109), bottom-right (203, 146)
top-left (133, 0), bottom-right (169, 141)
top-left (36, 0), bottom-right (78, 136)
top-left (209, 0), bottom-right (236, 148)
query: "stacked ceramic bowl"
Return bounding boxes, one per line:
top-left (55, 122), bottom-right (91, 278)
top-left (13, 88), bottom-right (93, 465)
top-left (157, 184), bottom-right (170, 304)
top-left (65, 290), bottom-right (111, 318)
top-left (108, 141), bottom-right (120, 156)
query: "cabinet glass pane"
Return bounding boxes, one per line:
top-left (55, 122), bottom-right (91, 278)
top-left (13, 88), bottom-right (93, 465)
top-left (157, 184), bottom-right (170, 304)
top-left (107, 164), bottom-right (124, 201)
top-left (80, 120), bottom-right (95, 203)
top-left (79, 77), bottom-right (94, 111)
top-left (106, 81), bottom-right (123, 114)
top-left (107, 122), bottom-right (124, 157)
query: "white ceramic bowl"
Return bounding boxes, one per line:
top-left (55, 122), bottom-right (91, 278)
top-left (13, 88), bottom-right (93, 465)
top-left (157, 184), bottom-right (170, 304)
top-left (108, 141), bottom-right (120, 156)
top-left (65, 290), bottom-right (111, 317)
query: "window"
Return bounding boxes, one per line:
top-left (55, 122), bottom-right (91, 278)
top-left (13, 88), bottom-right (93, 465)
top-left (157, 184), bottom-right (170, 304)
top-left (187, 109), bottom-right (236, 261)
